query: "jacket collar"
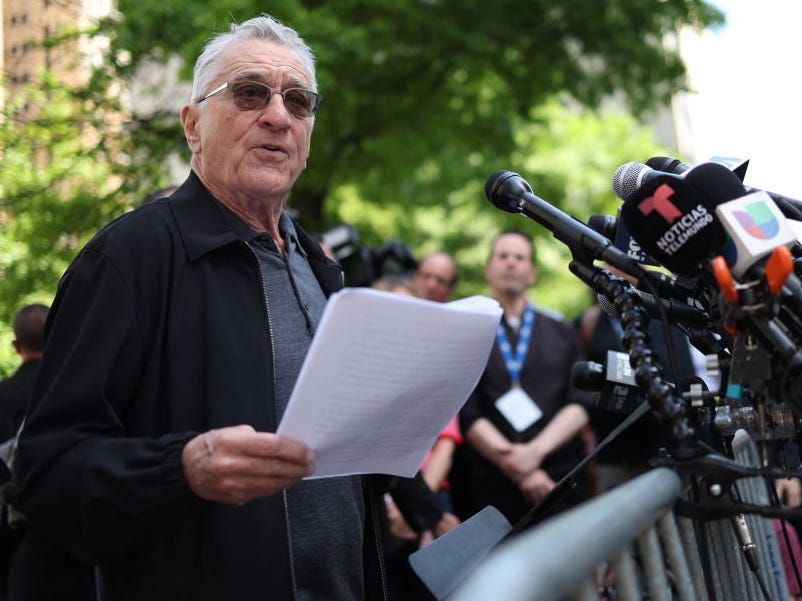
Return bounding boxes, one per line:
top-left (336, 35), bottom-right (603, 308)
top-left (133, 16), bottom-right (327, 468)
top-left (168, 171), bottom-right (344, 294)
top-left (169, 171), bottom-right (247, 262)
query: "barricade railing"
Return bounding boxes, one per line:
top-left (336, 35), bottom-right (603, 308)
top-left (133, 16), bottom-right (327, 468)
top-left (449, 450), bottom-right (791, 601)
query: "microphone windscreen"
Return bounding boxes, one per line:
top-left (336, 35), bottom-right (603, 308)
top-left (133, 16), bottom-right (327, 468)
top-left (570, 360), bottom-right (605, 392)
top-left (681, 162), bottom-right (746, 204)
top-left (485, 170), bottom-right (530, 214)
top-left (612, 210), bottom-right (658, 265)
top-left (596, 292), bottom-right (618, 317)
top-left (619, 163), bottom-right (737, 277)
top-left (612, 162), bottom-right (650, 202)
top-left (587, 214), bottom-right (617, 240)
top-left (646, 156), bottom-right (691, 174)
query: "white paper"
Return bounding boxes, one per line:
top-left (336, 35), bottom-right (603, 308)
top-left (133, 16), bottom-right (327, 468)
top-left (277, 288), bottom-right (502, 479)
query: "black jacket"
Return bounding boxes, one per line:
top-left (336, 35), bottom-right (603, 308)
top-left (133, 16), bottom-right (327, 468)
top-left (458, 309), bottom-right (592, 523)
top-left (0, 360), bottom-right (40, 443)
top-left (11, 172), bottom-right (388, 600)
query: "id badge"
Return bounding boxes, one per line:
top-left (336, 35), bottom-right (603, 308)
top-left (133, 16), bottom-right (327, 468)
top-left (494, 386), bottom-right (543, 432)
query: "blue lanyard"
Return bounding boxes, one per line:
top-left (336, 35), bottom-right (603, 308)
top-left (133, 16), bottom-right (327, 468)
top-left (496, 304), bottom-right (535, 386)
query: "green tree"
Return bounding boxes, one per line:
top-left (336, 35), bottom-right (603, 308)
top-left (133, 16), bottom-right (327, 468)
top-left (0, 69), bottom-right (172, 376)
top-left (332, 99), bottom-right (677, 317)
top-left (94, 1), bottom-right (720, 308)
top-left (100, 0), bottom-right (721, 224)
top-left (0, 2), bottom-right (724, 372)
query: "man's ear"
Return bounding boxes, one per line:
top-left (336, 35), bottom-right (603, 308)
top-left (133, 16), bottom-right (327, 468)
top-left (181, 104), bottom-right (202, 153)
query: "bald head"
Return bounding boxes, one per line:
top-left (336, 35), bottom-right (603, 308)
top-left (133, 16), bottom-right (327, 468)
top-left (413, 252), bottom-right (458, 302)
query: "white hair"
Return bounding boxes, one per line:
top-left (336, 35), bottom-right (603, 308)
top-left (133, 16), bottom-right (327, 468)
top-left (191, 14), bottom-right (317, 102)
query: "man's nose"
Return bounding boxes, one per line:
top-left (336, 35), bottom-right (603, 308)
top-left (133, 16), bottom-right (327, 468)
top-left (257, 93), bottom-right (293, 127)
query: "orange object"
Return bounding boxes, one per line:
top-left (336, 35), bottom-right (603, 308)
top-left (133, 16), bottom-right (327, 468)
top-left (712, 256), bottom-right (738, 303)
top-left (765, 245), bottom-right (793, 294)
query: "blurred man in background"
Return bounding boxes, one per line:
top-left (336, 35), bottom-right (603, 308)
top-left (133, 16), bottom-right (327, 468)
top-left (457, 231), bottom-right (590, 524)
top-left (413, 252), bottom-right (458, 303)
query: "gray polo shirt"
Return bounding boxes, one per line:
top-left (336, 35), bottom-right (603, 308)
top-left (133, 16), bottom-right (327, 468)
top-left (224, 207), bottom-right (365, 600)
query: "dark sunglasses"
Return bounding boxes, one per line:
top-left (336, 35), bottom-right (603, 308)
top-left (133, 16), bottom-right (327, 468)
top-left (196, 80), bottom-right (322, 118)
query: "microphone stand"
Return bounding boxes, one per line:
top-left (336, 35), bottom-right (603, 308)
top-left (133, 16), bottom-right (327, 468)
top-left (569, 259), bottom-right (701, 460)
top-left (508, 257), bottom-right (702, 536)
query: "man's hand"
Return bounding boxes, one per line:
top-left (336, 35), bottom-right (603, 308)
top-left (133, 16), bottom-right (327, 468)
top-left (519, 469), bottom-right (555, 506)
top-left (182, 425), bottom-right (314, 505)
top-left (499, 442), bottom-right (544, 484)
top-left (432, 512), bottom-right (461, 538)
top-left (385, 497), bottom-right (418, 543)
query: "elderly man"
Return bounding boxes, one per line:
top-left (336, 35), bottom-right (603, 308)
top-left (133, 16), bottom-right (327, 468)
top-left (11, 14), bottom-right (386, 601)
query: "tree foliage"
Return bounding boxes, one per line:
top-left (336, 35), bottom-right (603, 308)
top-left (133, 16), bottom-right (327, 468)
top-left (95, 1), bottom-right (722, 295)
top-left (0, 1), bottom-right (724, 375)
top-left (0, 68), bottom-right (173, 375)
top-left (100, 0), bottom-right (722, 223)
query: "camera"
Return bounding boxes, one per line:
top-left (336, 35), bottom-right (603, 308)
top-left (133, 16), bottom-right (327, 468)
top-left (318, 223), bottom-right (418, 287)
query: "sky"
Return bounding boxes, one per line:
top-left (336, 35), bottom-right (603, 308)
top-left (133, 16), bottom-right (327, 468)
top-left (678, 0), bottom-right (802, 200)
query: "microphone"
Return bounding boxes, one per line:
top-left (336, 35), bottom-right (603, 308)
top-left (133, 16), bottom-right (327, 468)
top-left (586, 213), bottom-right (616, 240)
top-left (645, 156), bottom-right (691, 175)
top-left (646, 155), bottom-right (802, 221)
top-left (571, 350), bottom-right (643, 414)
top-left (617, 162), bottom-right (746, 277)
top-left (485, 170), bottom-right (643, 280)
top-left (636, 270), bottom-right (711, 313)
top-left (646, 155), bottom-right (750, 182)
top-left (596, 288), bottom-right (710, 329)
top-left (588, 211), bottom-right (658, 266)
top-left (612, 162), bottom-right (683, 203)
top-left (642, 157), bottom-right (802, 295)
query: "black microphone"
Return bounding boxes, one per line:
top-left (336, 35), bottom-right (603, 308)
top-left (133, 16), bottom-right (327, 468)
top-left (571, 350), bottom-right (644, 414)
top-left (636, 270), bottom-right (711, 313)
top-left (588, 211), bottom-right (658, 266)
top-left (586, 213), bottom-right (616, 240)
top-left (646, 155), bottom-right (749, 181)
top-left (646, 156), bottom-right (691, 175)
top-left (647, 155), bottom-right (802, 220)
top-left (617, 162), bottom-right (745, 277)
top-left (485, 170), bottom-right (643, 280)
top-left (596, 288), bottom-right (710, 329)
top-left (645, 158), bottom-right (802, 291)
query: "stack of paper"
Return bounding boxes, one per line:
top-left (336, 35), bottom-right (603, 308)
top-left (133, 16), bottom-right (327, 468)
top-left (277, 288), bottom-right (502, 478)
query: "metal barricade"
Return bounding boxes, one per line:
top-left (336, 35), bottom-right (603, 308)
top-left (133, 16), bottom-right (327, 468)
top-left (449, 455), bottom-right (791, 601)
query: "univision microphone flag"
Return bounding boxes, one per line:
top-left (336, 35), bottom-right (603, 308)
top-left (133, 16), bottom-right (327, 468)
top-left (715, 190), bottom-right (797, 277)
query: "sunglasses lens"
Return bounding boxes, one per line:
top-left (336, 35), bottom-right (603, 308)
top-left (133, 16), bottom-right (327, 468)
top-left (230, 82), bottom-right (267, 111)
top-left (282, 89), bottom-right (316, 118)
